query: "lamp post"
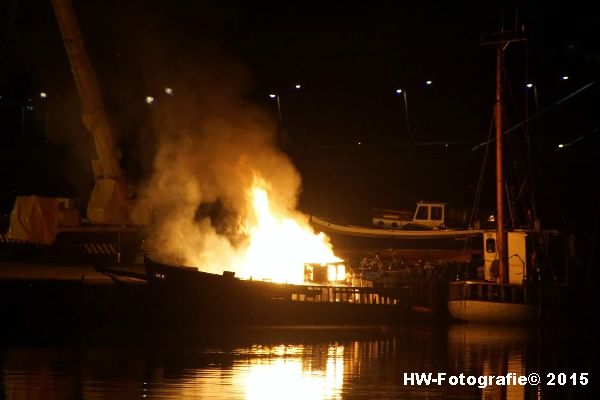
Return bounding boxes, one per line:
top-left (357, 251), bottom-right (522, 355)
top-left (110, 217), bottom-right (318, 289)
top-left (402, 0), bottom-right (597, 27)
top-left (269, 93), bottom-right (284, 144)
top-left (525, 83), bottom-right (538, 113)
top-left (395, 89), bottom-right (412, 158)
top-left (395, 89), bottom-right (410, 135)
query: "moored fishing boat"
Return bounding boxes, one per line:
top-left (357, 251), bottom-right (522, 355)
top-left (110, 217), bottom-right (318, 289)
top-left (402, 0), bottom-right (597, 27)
top-left (447, 230), bottom-right (551, 323)
top-left (447, 29), bottom-right (568, 323)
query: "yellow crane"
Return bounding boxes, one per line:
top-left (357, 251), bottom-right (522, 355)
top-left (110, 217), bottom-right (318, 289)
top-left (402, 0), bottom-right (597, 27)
top-left (5, 0), bottom-right (139, 262)
top-left (51, 0), bottom-right (129, 225)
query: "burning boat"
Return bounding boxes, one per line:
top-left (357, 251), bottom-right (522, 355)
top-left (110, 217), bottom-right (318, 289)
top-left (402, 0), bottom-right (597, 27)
top-left (142, 257), bottom-right (421, 326)
top-left (134, 180), bottom-right (433, 326)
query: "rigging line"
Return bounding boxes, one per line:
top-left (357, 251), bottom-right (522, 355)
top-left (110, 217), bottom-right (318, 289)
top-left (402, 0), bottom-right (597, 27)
top-left (468, 112), bottom-right (495, 228)
top-left (505, 179), bottom-right (515, 228)
top-left (504, 77), bottom-right (531, 220)
top-left (471, 80), bottom-right (598, 151)
top-left (514, 0), bottom-right (520, 32)
top-left (503, 66), bottom-right (528, 177)
top-left (500, 1), bottom-right (505, 33)
top-left (508, 80), bottom-right (598, 134)
top-left (523, 39), bottom-right (536, 220)
top-left (553, 125), bottom-right (600, 152)
top-left (486, 62), bottom-right (532, 225)
top-left (528, 134), bottom-right (577, 228)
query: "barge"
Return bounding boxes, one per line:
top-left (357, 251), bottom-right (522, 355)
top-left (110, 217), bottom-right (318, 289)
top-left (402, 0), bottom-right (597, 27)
top-left (141, 257), bottom-right (432, 326)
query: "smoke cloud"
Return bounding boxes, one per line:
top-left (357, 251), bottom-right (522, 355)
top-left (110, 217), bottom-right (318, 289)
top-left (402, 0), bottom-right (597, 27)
top-left (132, 61), bottom-right (306, 275)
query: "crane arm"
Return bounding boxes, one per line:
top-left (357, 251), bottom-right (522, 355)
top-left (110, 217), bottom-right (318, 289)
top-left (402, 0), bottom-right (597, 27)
top-left (51, 0), bottom-right (129, 224)
top-left (51, 0), bottom-right (124, 181)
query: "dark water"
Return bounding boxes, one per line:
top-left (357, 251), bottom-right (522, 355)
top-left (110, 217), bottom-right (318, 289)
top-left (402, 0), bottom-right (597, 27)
top-left (0, 322), bottom-right (595, 399)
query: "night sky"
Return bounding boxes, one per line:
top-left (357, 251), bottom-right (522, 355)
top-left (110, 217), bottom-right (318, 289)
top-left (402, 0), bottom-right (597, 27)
top-left (1, 1), bottom-right (599, 232)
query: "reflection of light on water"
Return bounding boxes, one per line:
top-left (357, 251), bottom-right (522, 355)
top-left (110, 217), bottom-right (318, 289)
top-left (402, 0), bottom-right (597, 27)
top-left (243, 344), bottom-right (344, 400)
top-left (482, 351), bottom-right (525, 400)
top-left (505, 351), bottom-right (525, 400)
top-left (449, 324), bottom-right (532, 400)
top-left (236, 344), bottom-right (305, 357)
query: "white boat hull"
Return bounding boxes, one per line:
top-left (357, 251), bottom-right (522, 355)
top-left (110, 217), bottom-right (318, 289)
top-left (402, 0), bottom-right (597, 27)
top-left (448, 299), bottom-right (539, 323)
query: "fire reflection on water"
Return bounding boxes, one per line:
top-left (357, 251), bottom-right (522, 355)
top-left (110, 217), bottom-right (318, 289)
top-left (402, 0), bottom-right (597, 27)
top-left (240, 344), bottom-right (344, 400)
top-left (149, 344), bottom-right (346, 400)
top-left (448, 324), bottom-right (532, 400)
top-left (1, 324), bottom-right (591, 400)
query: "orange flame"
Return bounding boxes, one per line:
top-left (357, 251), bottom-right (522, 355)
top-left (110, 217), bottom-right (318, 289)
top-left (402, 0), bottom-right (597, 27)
top-left (234, 177), bottom-right (341, 284)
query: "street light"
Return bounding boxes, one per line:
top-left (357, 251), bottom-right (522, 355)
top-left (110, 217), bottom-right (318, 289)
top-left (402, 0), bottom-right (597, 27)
top-left (395, 88), bottom-right (412, 158)
top-left (525, 83), bottom-right (538, 112)
top-left (395, 89), bottom-right (411, 136)
top-left (295, 84), bottom-right (301, 89)
top-left (269, 93), bottom-right (283, 142)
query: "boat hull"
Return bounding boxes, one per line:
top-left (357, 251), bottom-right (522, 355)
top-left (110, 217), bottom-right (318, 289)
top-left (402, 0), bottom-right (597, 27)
top-left (310, 217), bottom-right (482, 253)
top-left (144, 258), bottom-right (425, 326)
top-left (448, 299), bottom-right (539, 323)
top-left (447, 281), bottom-right (540, 323)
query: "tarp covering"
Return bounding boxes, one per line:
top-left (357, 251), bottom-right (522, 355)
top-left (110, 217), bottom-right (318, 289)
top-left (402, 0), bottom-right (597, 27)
top-left (8, 196), bottom-right (59, 244)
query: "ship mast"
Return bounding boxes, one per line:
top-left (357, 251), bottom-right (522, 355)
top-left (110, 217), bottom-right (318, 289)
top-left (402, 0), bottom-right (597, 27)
top-left (484, 31), bottom-right (525, 284)
top-left (495, 42), bottom-right (507, 284)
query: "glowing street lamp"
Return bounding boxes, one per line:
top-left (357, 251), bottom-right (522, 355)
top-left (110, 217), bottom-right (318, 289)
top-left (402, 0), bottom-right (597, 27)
top-left (525, 82), bottom-right (539, 112)
top-left (145, 96), bottom-right (154, 104)
top-left (164, 87), bottom-right (173, 95)
top-left (562, 76), bottom-right (569, 80)
top-left (425, 80), bottom-right (432, 85)
top-left (396, 88), bottom-right (412, 158)
top-left (295, 84), bottom-right (301, 89)
top-left (395, 88), bottom-right (411, 136)
top-left (269, 93), bottom-right (283, 141)
top-left (40, 92), bottom-right (47, 99)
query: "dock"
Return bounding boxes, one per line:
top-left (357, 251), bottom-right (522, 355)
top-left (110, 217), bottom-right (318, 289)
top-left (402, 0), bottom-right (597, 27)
top-left (0, 262), bottom-right (149, 343)
top-left (0, 262), bottom-right (146, 283)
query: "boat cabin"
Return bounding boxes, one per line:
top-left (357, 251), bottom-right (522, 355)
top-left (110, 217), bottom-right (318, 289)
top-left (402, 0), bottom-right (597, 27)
top-left (482, 230), bottom-right (529, 285)
top-left (372, 201), bottom-right (446, 229)
top-left (303, 262), bottom-right (348, 285)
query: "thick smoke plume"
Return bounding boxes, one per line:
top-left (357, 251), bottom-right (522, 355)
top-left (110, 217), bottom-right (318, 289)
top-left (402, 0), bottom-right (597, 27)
top-left (132, 67), bottom-right (314, 275)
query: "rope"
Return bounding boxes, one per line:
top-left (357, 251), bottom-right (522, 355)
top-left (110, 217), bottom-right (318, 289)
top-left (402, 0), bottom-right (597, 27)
top-left (471, 81), bottom-right (598, 151)
top-left (468, 112), bottom-right (495, 228)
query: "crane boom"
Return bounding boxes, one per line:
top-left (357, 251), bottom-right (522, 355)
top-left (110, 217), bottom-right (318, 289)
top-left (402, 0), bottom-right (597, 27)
top-left (51, 0), bottom-right (129, 224)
